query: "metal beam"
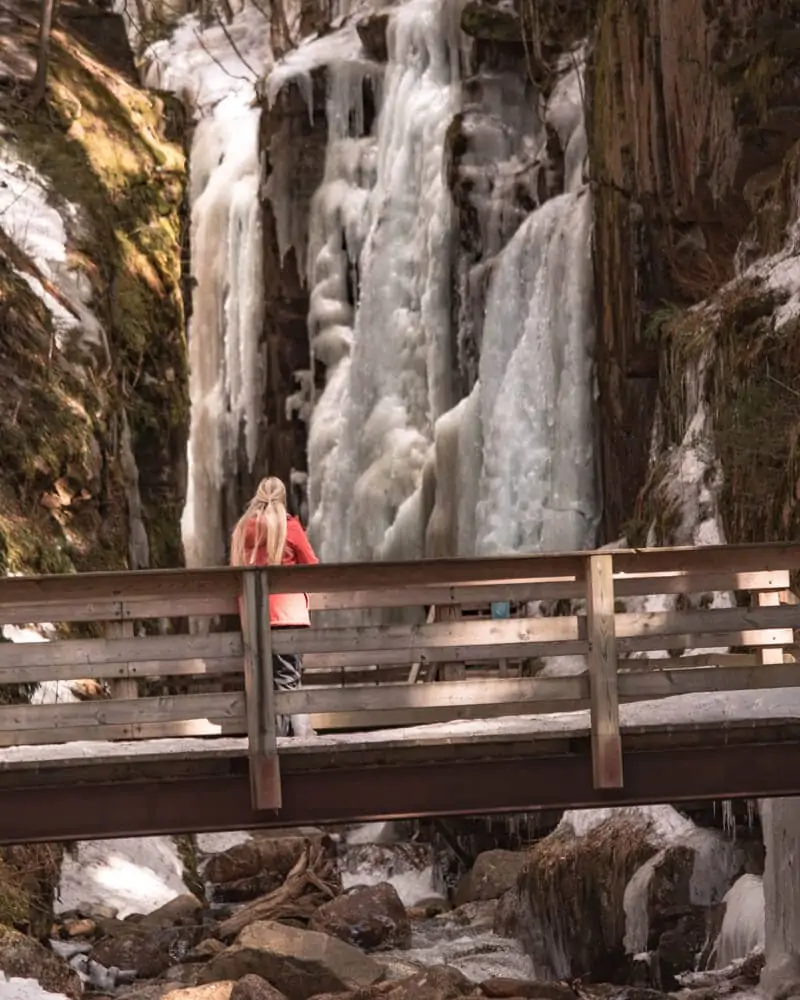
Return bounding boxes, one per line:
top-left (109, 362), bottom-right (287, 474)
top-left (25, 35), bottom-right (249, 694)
top-left (2, 739), bottom-right (800, 844)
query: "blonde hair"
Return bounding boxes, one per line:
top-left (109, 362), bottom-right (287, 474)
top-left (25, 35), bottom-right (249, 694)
top-left (230, 476), bottom-right (288, 566)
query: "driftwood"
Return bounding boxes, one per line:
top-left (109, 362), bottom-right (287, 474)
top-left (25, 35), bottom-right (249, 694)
top-left (217, 839), bottom-right (340, 940)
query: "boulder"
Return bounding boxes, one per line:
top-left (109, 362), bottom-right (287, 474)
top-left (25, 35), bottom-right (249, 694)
top-left (90, 922), bottom-right (203, 978)
top-left (454, 851), bottom-right (529, 906)
top-left (198, 920), bottom-right (384, 1000)
top-left (162, 985), bottom-right (236, 1000)
top-left (231, 974), bottom-right (289, 1000)
top-left (481, 980), bottom-right (578, 1000)
top-left (310, 883), bottom-right (411, 951)
top-left (0, 925), bottom-right (83, 999)
top-left (141, 894), bottom-right (204, 927)
top-left (384, 966), bottom-right (476, 1000)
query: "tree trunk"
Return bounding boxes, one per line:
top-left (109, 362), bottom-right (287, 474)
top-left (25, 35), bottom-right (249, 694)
top-left (30, 0), bottom-right (56, 107)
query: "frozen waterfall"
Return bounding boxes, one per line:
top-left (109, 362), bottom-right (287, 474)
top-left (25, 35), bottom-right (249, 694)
top-left (143, 6), bottom-right (270, 568)
top-left (299, 5), bottom-right (597, 562)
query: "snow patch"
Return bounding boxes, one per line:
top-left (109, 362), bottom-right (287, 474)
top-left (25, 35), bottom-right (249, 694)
top-left (0, 975), bottom-right (70, 1000)
top-left (56, 837), bottom-right (189, 918)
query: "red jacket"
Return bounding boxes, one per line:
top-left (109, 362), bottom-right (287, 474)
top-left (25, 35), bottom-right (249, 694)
top-left (243, 514), bottom-right (319, 627)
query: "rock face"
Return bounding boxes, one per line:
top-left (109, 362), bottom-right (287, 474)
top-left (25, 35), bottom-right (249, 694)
top-left (0, 2), bottom-right (187, 578)
top-left (0, 925), bottom-right (83, 999)
top-left (310, 882), bottom-right (411, 951)
top-left (589, 0), bottom-right (800, 538)
top-left (496, 807), bottom-right (744, 984)
top-left (454, 850), bottom-right (530, 906)
top-left (198, 920), bottom-right (384, 999)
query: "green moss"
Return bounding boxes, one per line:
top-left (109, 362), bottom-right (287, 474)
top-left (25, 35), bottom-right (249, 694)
top-left (0, 22), bottom-right (188, 573)
top-left (661, 276), bottom-right (800, 544)
top-left (173, 835), bottom-right (205, 902)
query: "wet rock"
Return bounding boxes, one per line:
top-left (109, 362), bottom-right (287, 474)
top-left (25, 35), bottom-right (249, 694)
top-left (455, 850), bottom-right (529, 906)
top-left (90, 923), bottom-right (203, 978)
top-left (461, 0), bottom-right (521, 43)
top-left (186, 938), bottom-right (227, 962)
top-left (446, 900), bottom-right (498, 929)
top-left (356, 12), bottom-right (389, 63)
top-left (231, 974), bottom-right (289, 1000)
top-left (198, 920), bottom-right (384, 999)
top-left (78, 902), bottom-right (119, 921)
top-left (310, 882), bottom-right (411, 951)
top-left (480, 980), bottom-right (578, 1000)
top-left (0, 925), bottom-right (83, 999)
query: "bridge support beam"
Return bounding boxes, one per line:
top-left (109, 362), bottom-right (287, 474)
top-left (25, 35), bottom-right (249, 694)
top-left (3, 738), bottom-right (800, 844)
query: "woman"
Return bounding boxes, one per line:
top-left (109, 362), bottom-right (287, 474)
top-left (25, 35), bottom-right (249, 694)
top-left (230, 476), bottom-right (318, 738)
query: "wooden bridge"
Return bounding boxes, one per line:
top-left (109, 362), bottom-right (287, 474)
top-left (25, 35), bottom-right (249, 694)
top-left (3, 541), bottom-right (800, 844)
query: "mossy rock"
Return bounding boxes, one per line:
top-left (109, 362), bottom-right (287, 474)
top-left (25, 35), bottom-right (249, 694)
top-left (0, 15), bottom-right (188, 576)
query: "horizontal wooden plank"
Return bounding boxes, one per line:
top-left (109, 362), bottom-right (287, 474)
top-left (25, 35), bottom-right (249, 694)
top-left (0, 657), bottom-right (244, 686)
top-left (0, 692), bottom-right (245, 732)
top-left (0, 633), bottom-right (242, 670)
top-left (276, 675), bottom-right (590, 715)
top-left (308, 700), bottom-right (591, 730)
top-left (279, 661), bottom-right (800, 717)
top-left (615, 604), bottom-right (800, 640)
top-left (0, 596), bottom-right (238, 626)
top-left (0, 717), bottom-right (246, 747)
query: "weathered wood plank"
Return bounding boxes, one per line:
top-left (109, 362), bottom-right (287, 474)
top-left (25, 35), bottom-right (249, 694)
top-left (0, 692), bottom-right (245, 731)
top-left (0, 717), bottom-right (245, 747)
top-left (0, 633), bottom-right (242, 670)
top-left (276, 675), bottom-right (590, 714)
top-left (0, 658), bottom-right (243, 686)
top-left (585, 554), bottom-right (622, 788)
top-left (241, 570), bottom-right (281, 810)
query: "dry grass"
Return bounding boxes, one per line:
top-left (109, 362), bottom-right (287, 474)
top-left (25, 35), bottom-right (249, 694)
top-left (0, 843), bottom-right (64, 939)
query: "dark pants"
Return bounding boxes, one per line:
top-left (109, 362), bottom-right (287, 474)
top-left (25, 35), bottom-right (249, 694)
top-left (272, 651), bottom-right (302, 737)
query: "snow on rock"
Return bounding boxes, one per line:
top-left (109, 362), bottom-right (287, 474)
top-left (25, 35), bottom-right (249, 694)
top-left (56, 837), bottom-right (189, 919)
top-left (0, 146), bottom-right (105, 351)
top-left (0, 975), bottom-right (70, 1000)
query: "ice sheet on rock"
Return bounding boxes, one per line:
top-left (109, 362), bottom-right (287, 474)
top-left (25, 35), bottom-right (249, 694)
top-left (57, 837), bottom-right (189, 919)
top-left (476, 189), bottom-right (597, 556)
top-left (712, 874), bottom-right (765, 969)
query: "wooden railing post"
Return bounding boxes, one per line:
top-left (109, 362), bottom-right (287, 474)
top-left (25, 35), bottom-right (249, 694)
top-left (242, 568), bottom-right (281, 811)
top-left (586, 553), bottom-right (623, 788)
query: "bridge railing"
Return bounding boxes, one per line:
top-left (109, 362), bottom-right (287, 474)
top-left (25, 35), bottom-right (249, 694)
top-left (0, 542), bottom-right (799, 810)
